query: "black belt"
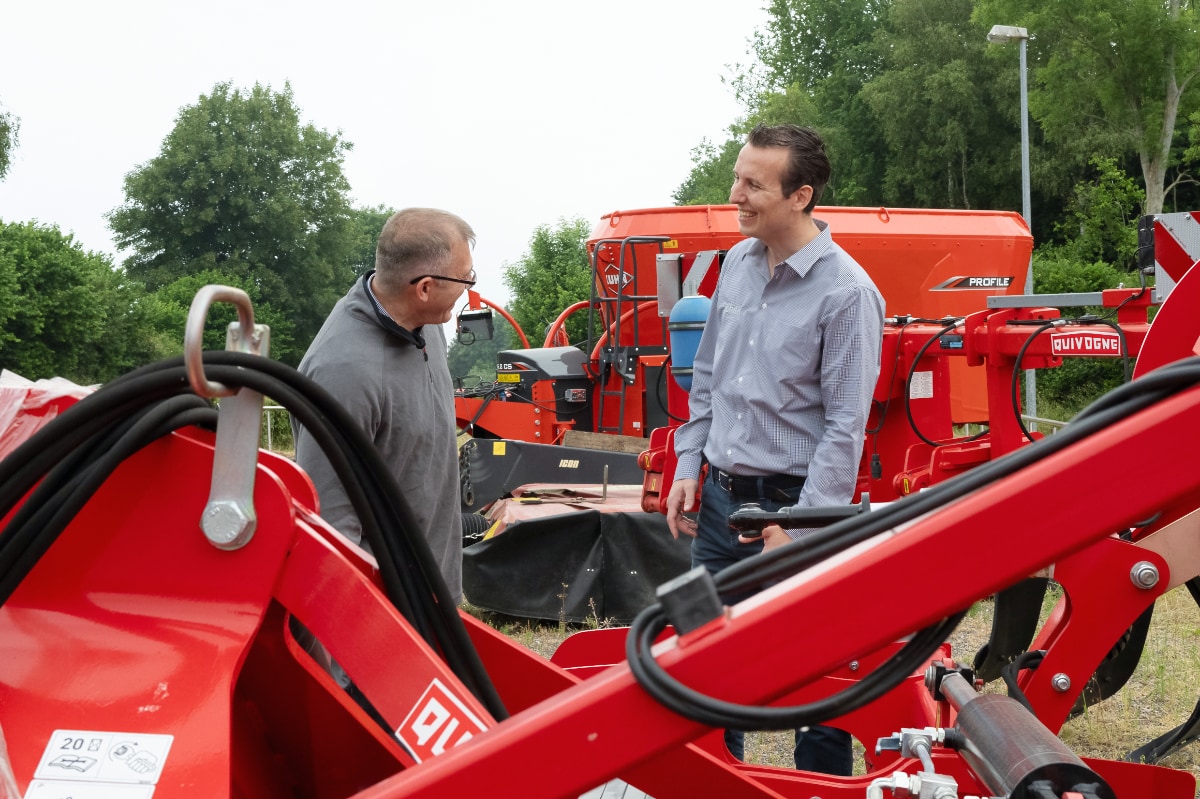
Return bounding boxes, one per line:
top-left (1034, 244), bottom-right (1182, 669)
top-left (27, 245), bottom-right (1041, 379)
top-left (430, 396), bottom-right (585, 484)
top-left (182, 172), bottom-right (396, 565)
top-left (710, 467), bottom-right (805, 500)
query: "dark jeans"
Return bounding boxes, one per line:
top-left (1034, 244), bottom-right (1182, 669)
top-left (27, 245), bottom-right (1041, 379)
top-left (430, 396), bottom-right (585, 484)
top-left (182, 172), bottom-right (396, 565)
top-left (691, 472), bottom-right (853, 776)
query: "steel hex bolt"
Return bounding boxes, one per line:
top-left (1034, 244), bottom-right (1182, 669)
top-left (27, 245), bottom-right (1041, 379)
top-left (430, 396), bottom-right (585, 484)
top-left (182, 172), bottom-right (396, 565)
top-left (202, 500), bottom-right (255, 550)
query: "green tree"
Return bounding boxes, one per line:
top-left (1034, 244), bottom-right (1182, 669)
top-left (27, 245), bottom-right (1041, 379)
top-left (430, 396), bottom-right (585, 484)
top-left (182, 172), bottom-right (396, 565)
top-left (862, 0), bottom-right (1013, 209)
top-left (673, 137), bottom-right (743, 206)
top-left (974, 0), bottom-right (1200, 215)
top-left (348, 204), bottom-right (395, 279)
top-left (0, 102), bottom-right (18, 181)
top-left (1052, 156), bottom-right (1145, 267)
top-left (677, 0), bottom-right (894, 208)
top-left (730, 0), bottom-right (889, 107)
top-left (0, 221), bottom-right (154, 383)
top-left (143, 267), bottom-right (296, 358)
top-left (732, 0), bottom-right (891, 205)
top-left (107, 81), bottom-right (357, 365)
top-left (1031, 248), bottom-right (1131, 410)
top-left (502, 218), bottom-right (594, 347)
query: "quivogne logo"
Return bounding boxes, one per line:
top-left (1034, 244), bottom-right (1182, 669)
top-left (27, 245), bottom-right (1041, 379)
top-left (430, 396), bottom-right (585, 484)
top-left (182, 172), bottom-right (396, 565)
top-left (1049, 330), bottom-right (1123, 357)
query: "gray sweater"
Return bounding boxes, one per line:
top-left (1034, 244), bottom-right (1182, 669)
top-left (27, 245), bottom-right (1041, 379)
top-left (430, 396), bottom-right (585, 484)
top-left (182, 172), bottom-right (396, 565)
top-left (293, 274), bottom-right (463, 601)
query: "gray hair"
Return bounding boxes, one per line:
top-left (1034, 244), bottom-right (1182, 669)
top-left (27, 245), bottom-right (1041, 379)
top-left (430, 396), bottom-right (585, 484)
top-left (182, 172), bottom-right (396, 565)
top-left (375, 208), bottom-right (475, 289)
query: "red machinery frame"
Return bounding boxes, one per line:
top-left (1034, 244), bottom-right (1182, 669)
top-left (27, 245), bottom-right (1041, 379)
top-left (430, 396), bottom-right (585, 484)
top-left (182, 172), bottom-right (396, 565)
top-left (3, 238), bottom-right (1200, 798)
top-left (2, 322), bottom-right (1198, 798)
top-left (455, 205), bottom-right (1033, 443)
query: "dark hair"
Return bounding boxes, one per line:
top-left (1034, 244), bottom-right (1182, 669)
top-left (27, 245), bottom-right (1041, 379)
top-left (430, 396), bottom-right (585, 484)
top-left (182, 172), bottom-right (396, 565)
top-left (747, 123), bottom-right (830, 212)
top-left (375, 208), bottom-right (476, 289)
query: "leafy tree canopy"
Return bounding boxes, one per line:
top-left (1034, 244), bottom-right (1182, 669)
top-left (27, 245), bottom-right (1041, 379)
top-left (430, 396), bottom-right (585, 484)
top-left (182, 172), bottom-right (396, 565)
top-left (107, 81), bottom-right (358, 365)
top-left (348, 204), bottom-right (395, 280)
top-left (0, 102), bottom-right (18, 182)
top-left (502, 217), bottom-right (595, 348)
top-left (730, 0), bottom-right (890, 107)
top-left (863, 0), bottom-right (1010, 209)
top-left (678, 0), bottom-right (1200, 240)
top-left (144, 266), bottom-right (297, 359)
top-left (0, 221), bottom-right (151, 383)
top-left (673, 138), bottom-right (743, 206)
top-left (1051, 157), bottom-right (1145, 267)
top-left (974, 0), bottom-right (1200, 214)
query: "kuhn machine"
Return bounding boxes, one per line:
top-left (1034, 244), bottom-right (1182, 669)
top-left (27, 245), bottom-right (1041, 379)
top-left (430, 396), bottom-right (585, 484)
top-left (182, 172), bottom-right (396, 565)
top-left (453, 204), bottom-right (1043, 512)
top-left (2, 209), bottom-right (1200, 798)
top-left (454, 205), bottom-right (1153, 623)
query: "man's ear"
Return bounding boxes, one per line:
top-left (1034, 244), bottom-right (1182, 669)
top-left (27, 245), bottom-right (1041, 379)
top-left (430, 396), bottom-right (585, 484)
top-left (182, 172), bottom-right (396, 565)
top-left (790, 184), bottom-right (814, 212)
top-left (411, 276), bottom-right (433, 302)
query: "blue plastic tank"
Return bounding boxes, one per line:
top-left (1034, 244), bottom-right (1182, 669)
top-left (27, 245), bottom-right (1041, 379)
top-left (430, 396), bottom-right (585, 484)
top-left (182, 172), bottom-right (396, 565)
top-left (667, 295), bottom-right (711, 392)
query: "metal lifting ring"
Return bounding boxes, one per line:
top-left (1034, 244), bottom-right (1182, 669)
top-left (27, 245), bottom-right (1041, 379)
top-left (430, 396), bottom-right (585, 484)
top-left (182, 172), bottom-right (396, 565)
top-left (184, 285), bottom-right (258, 398)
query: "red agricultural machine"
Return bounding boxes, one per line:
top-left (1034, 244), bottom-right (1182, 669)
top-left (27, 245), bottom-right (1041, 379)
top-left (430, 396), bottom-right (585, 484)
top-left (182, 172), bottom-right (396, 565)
top-left (452, 206), bottom-right (1167, 623)
top-left (2, 211), bottom-right (1200, 798)
top-left (454, 204), bottom-right (1040, 513)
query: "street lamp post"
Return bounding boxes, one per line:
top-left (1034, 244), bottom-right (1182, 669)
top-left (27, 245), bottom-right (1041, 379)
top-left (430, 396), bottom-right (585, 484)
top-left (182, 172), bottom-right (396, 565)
top-left (988, 23), bottom-right (1036, 419)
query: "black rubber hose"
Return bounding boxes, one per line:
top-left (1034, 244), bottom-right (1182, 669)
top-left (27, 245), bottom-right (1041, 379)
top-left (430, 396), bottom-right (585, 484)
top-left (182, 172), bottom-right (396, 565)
top-left (1001, 650), bottom-right (1046, 713)
top-left (627, 603), bottom-right (964, 729)
top-left (0, 352), bottom-right (507, 721)
top-left (1010, 321), bottom-right (1058, 443)
top-left (0, 359), bottom-right (486, 714)
top-left (179, 356), bottom-right (506, 718)
top-left (0, 396), bottom-right (217, 603)
top-left (626, 357), bottom-right (1200, 727)
top-left (904, 321), bottom-right (961, 448)
top-left (717, 357), bottom-right (1200, 599)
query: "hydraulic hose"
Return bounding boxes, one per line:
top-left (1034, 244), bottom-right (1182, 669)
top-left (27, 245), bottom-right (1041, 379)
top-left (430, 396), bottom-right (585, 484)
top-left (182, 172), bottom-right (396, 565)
top-left (0, 351), bottom-right (508, 721)
top-left (628, 356), bottom-right (1200, 732)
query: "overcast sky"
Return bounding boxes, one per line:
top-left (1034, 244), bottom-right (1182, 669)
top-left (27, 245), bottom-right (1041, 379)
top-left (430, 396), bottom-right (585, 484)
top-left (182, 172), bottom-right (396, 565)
top-left (0, 1), bottom-right (765, 333)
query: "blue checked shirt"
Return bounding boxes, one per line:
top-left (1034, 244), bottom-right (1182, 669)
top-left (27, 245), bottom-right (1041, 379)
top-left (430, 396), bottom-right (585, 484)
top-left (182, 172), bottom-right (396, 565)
top-left (673, 220), bottom-right (885, 534)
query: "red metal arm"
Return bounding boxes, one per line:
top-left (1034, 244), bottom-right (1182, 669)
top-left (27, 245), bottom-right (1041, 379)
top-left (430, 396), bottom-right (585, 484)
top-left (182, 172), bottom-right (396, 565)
top-left (464, 289), bottom-right (530, 348)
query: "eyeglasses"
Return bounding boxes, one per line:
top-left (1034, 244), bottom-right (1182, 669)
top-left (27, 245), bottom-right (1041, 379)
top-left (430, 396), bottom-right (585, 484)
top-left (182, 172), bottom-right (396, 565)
top-left (409, 269), bottom-right (476, 288)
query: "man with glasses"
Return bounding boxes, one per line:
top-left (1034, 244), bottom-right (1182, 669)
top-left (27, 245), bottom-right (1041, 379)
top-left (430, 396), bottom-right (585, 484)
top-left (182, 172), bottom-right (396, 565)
top-left (293, 207), bottom-right (476, 602)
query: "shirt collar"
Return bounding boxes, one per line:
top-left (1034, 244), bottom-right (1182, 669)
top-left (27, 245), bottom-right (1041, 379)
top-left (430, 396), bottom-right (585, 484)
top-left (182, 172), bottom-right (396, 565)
top-left (774, 218), bottom-right (833, 279)
top-left (363, 270), bottom-right (426, 350)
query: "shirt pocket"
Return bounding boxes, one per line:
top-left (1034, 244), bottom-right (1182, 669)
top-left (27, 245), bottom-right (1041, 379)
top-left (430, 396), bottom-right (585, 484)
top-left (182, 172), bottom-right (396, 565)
top-left (771, 312), bottom-right (824, 390)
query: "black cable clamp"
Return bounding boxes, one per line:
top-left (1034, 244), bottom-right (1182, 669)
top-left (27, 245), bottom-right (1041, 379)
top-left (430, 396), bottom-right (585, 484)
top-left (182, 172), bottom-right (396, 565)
top-left (655, 566), bottom-right (724, 636)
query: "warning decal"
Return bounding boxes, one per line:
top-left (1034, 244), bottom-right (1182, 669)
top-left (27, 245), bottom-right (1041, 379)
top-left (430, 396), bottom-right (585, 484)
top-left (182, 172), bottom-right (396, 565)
top-left (29, 730), bottom-right (173, 798)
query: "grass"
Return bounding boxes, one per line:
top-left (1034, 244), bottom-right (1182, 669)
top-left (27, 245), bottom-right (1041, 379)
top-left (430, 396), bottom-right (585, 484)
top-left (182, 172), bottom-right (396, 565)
top-left (465, 593), bottom-right (617, 656)
top-left (474, 582), bottom-right (1200, 782)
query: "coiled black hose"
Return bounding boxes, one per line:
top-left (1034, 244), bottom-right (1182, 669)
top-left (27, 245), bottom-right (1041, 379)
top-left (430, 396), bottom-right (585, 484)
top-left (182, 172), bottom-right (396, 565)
top-left (627, 356), bottom-right (1200, 731)
top-left (0, 351), bottom-right (507, 721)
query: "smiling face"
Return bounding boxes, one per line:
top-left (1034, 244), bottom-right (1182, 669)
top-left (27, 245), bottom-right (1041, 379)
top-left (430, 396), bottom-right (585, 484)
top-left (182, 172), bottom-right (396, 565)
top-left (728, 143), bottom-right (813, 253)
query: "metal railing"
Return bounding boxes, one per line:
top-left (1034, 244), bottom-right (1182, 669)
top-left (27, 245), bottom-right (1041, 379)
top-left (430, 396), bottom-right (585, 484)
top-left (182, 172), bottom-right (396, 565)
top-left (262, 405), bottom-right (292, 453)
top-left (1023, 415), bottom-right (1067, 435)
top-left (958, 415), bottom-right (1067, 438)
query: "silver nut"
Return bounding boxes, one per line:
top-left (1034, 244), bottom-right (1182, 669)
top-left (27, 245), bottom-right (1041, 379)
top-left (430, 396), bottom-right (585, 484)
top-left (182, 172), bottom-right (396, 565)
top-left (1130, 561), bottom-right (1159, 589)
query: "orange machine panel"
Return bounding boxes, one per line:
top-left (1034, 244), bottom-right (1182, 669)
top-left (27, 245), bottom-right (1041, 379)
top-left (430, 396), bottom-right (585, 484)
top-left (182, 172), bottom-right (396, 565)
top-left (588, 205), bottom-right (1033, 423)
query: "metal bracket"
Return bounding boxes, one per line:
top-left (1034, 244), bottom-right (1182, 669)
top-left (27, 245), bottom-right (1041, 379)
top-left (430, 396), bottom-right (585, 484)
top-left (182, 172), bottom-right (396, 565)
top-left (184, 285), bottom-right (271, 550)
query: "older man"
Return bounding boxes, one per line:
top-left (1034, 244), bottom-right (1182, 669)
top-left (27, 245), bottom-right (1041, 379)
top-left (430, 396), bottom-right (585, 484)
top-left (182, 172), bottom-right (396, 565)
top-left (293, 207), bottom-right (476, 601)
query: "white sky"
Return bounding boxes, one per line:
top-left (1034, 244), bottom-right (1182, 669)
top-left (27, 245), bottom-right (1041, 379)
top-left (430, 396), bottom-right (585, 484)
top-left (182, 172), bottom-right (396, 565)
top-left (0, 1), bottom-right (765, 329)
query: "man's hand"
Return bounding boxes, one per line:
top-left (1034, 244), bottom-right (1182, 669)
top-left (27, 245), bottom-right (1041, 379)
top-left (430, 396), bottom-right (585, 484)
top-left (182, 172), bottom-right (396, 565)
top-left (665, 478), bottom-right (699, 539)
top-left (739, 523), bottom-right (790, 552)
